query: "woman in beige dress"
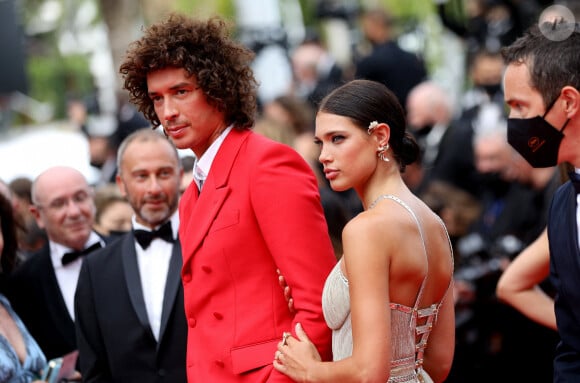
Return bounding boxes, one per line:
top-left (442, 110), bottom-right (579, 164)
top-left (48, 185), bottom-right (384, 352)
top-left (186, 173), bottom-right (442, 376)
top-left (273, 80), bottom-right (455, 383)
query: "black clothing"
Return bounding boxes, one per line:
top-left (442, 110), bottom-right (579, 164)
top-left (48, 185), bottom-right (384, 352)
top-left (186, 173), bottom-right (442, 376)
top-left (355, 40), bottom-right (426, 109)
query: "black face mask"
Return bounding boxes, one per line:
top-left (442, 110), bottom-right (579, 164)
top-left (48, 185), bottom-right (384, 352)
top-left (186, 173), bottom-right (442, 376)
top-left (507, 96), bottom-right (569, 168)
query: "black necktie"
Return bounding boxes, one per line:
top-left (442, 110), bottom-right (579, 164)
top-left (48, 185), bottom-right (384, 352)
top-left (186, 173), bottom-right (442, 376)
top-left (569, 171), bottom-right (580, 194)
top-left (133, 221), bottom-right (174, 250)
top-left (62, 242), bottom-right (102, 266)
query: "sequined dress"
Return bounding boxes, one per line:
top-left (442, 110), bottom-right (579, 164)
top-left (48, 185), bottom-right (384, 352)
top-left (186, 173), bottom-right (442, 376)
top-left (0, 294), bottom-right (47, 383)
top-left (321, 195), bottom-right (451, 383)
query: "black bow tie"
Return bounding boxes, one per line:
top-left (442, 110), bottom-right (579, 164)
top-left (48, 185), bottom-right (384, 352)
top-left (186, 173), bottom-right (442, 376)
top-left (569, 171), bottom-right (580, 194)
top-left (133, 221), bottom-right (174, 250)
top-left (62, 242), bottom-right (102, 266)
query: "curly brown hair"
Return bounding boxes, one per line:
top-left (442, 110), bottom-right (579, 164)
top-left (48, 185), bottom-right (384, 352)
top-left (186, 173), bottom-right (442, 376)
top-left (120, 14), bottom-right (258, 129)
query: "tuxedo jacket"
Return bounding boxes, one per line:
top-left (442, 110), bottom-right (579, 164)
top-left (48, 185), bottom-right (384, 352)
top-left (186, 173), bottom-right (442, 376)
top-left (6, 237), bottom-right (107, 360)
top-left (549, 180), bottom-right (580, 382)
top-left (179, 128), bottom-right (336, 383)
top-left (74, 233), bottom-right (187, 383)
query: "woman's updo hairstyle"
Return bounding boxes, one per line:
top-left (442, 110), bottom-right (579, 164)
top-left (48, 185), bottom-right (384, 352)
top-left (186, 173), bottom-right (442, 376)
top-left (318, 79), bottom-right (419, 172)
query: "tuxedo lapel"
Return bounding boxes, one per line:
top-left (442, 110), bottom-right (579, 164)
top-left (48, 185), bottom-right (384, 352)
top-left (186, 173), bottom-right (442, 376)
top-left (551, 183), bottom-right (580, 275)
top-left (40, 251), bottom-right (75, 341)
top-left (560, 183), bottom-right (579, 244)
top-left (120, 234), bottom-right (151, 332)
top-left (183, 188), bottom-right (231, 257)
top-left (157, 239), bottom-right (182, 347)
top-left (207, 129), bottom-right (252, 190)
top-left (565, 183), bottom-right (580, 256)
top-left (182, 129), bottom-right (251, 262)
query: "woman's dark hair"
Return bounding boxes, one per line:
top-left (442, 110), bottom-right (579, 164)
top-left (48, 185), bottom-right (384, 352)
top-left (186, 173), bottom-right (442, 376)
top-left (318, 79), bottom-right (419, 172)
top-left (0, 193), bottom-right (19, 274)
top-left (120, 14), bottom-right (258, 129)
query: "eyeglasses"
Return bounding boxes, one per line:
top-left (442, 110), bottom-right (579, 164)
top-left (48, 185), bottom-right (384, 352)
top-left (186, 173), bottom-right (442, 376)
top-left (36, 190), bottom-right (93, 212)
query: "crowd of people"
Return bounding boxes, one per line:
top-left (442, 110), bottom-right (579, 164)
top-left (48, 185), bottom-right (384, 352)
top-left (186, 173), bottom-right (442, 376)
top-left (0, 1), bottom-right (579, 382)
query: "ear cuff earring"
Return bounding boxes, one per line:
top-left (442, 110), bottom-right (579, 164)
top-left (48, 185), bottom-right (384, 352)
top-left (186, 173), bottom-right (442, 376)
top-left (368, 121), bottom-right (390, 162)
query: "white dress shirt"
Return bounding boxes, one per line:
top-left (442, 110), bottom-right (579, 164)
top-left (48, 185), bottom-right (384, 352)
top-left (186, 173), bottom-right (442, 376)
top-left (193, 125), bottom-right (233, 190)
top-left (133, 211), bottom-right (180, 341)
top-left (50, 231), bottom-right (104, 320)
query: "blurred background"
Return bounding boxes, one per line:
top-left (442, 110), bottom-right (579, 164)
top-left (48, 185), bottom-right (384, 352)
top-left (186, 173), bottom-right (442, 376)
top-left (0, 0), bottom-right (505, 182)
top-left (1, 0), bottom-right (579, 381)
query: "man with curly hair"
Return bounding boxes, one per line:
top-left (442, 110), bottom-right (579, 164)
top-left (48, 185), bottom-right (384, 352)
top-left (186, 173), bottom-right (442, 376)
top-left (120, 14), bottom-right (336, 383)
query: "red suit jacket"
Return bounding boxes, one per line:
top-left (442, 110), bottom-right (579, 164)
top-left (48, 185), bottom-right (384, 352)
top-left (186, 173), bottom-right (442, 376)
top-left (179, 128), bottom-right (336, 382)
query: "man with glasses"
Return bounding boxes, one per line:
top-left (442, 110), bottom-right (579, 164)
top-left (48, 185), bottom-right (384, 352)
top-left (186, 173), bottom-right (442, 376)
top-left (6, 166), bottom-right (107, 360)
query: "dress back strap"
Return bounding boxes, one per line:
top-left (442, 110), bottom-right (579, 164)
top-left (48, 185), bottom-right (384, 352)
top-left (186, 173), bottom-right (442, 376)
top-left (371, 194), bottom-right (454, 374)
top-left (433, 213), bottom-right (455, 308)
top-left (369, 194), bottom-right (429, 314)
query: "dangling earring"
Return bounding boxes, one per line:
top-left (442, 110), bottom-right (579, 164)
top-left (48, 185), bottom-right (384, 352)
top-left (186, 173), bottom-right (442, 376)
top-left (377, 144), bottom-right (390, 162)
top-left (368, 121), bottom-right (389, 162)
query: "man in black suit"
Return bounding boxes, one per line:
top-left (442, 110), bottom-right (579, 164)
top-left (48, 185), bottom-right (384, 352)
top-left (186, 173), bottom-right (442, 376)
top-left (290, 37), bottom-right (344, 110)
top-left (502, 22), bottom-right (580, 382)
top-left (355, 7), bottom-right (427, 111)
top-left (74, 128), bottom-right (187, 382)
top-left (6, 166), bottom-right (106, 360)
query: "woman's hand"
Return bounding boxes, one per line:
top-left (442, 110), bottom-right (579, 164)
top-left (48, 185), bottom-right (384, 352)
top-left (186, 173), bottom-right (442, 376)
top-left (276, 269), bottom-right (295, 314)
top-left (273, 323), bottom-right (322, 382)
top-left (65, 370), bottom-right (83, 381)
